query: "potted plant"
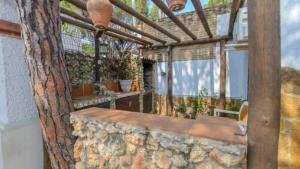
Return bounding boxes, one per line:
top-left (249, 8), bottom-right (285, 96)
top-left (118, 52), bottom-right (136, 92)
top-left (99, 39), bottom-right (138, 92)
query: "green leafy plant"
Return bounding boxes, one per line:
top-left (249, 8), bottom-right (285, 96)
top-left (189, 88), bottom-right (210, 116)
top-left (100, 39), bottom-right (138, 82)
top-left (204, 0), bottom-right (232, 8)
top-left (176, 104), bottom-right (187, 114)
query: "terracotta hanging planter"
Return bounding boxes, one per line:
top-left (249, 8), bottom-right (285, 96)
top-left (86, 0), bottom-right (113, 28)
top-left (167, 0), bottom-right (187, 12)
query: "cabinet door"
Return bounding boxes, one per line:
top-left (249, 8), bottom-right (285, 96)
top-left (116, 95), bottom-right (140, 112)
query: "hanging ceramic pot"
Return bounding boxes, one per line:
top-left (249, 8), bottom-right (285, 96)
top-left (86, 0), bottom-right (113, 28)
top-left (166, 0), bottom-right (187, 12)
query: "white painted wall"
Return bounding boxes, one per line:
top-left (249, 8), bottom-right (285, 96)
top-left (154, 48), bottom-right (248, 99)
top-left (216, 13), bottom-right (230, 36)
top-left (154, 62), bottom-right (168, 96)
top-left (281, 0), bottom-right (300, 69)
top-left (172, 59), bottom-right (216, 96)
top-left (0, 0), bottom-right (43, 169)
top-left (226, 50), bottom-right (248, 100)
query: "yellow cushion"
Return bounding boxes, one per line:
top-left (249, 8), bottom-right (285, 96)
top-left (239, 102), bottom-right (248, 122)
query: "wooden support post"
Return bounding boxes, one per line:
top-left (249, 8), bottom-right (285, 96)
top-left (247, 0), bottom-right (281, 168)
top-left (219, 40), bottom-right (226, 109)
top-left (138, 49), bottom-right (144, 113)
top-left (94, 30), bottom-right (102, 82)
top-left (167, 46), bottom-right (173, 116)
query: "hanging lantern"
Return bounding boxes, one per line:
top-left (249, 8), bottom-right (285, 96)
top-left (166, 0), bottom-right (187, 12)
top-left (86, 0), bottom-right (113, 28)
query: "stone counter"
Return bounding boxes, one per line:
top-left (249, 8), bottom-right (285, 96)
top-left (72, 91), bottom-right (140, 109)
top-left (71, 108), bottom-right (247, 169)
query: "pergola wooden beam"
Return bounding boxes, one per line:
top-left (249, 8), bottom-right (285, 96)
top-left (61, 7), bottom-right (166, 44)
top-left (110, 17), bottom-right (166, 44)
top-left (109, 0), bottom-right (181, 42)
top-left (228, 0), bottom-right (243, 36)
top-left (0, 19), bottom-right (21, 36)
top-left (191, 0), bottom-right (213, 38)
top-left (151, 0), bottom-right (197, 40)
top-left (60, 12), bottom-right (153, 45)
top-left (147, 36), bottom-right (230, 48)
top-left (60, 13), bottom-right (152, 45)
top-left (60, 15), bottom-right (146, 45)
top-left (105, 27), bottom-right (152, 45)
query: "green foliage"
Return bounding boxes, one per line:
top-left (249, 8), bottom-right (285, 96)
top-left (100, 39), bottom-right (138, 81)
top-left (81, 43), bottom-right (94, 56)
top-left (204, 0), bottom-right (232, 8)
top-left (60, 0), bottom-right (90, 38)
top-left (176, 104), bottom-right (187, 114)
top-left (135, 0), bottom-right (149, 15)
top-left (150, 5), bottom-right (159, 20)
top-left (188, 88), bottom-right (209, 115)
top-left (64, 51), bottom-right (94, 85)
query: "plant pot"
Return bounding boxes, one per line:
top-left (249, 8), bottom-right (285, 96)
top-left (119, 80), bottom-right (132, 92)
top-left (86, 0), bottom-right (113, 28)
top-left (166, 0), bottom-right (187, 12)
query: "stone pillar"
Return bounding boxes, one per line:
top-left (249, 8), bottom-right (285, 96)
top-left (0, 0), bottom-right (43, 169)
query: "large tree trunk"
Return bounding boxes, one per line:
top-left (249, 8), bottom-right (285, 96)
top-left (15, 0), bottom-right (76, 168)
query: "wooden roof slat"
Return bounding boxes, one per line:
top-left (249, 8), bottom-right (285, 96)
top-left (228, 0), bottom-right (243, 36)
top-left (151, 0), bottom-right (197, 40)
top-left (0, 19), bottom-right (21, 36)
top-left (60, 9), bottom-right (153, 45)
top-left (105, 27), bottom-right (153, 45)
top-left (147, 36), bottom-right (230, 48)
top-left (61, 7), bottom-right (166, 44)
top-left (64, 0), bottom-right (86, 10)
top-left (60, 15), bottom-right (146, 45)
top-left (110, 18), bottom-right (166, 44)
top-left (109, 0), bottom-right (181, 42)
top-left (191, 0), bottom-right (213, 38)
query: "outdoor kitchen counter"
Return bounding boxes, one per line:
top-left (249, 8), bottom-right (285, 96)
top-left (71, 108), bottom-right (247, 168)
top-left (71, 107), bottom-right (246, 145)
top-left (72, 91), bottom-right (140, 109)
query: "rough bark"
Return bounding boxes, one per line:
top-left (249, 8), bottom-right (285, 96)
top-left (14, 0), bottom-right (76, 168)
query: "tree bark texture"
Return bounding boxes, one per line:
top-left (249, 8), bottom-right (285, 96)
top-left (15, 0), bottom-right (76, 168)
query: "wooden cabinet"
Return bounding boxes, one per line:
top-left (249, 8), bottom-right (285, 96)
top-left (116, 94), bottom-right (140, 112)
top-left (143, 91), bottom-right (153, 113)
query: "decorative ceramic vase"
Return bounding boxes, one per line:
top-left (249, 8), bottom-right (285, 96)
top-left (119, 80), bottom-right (132, 92)
top-left (86, 0), bottom-right (113, 28)
top-left (166, 0), bottom-right (187, 12)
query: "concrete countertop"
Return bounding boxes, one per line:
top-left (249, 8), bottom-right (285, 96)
top-left (71, 107), bottom-right (246, 145)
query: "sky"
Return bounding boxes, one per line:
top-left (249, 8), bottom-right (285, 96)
top-left (179, 0), bottom-right (209, 13)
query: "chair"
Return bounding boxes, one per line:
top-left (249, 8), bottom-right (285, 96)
top-left (214, 101), bottom-right (248, 122)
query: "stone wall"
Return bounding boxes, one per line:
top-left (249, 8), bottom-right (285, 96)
top-left (71, 110), bottom-right (246, 169)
